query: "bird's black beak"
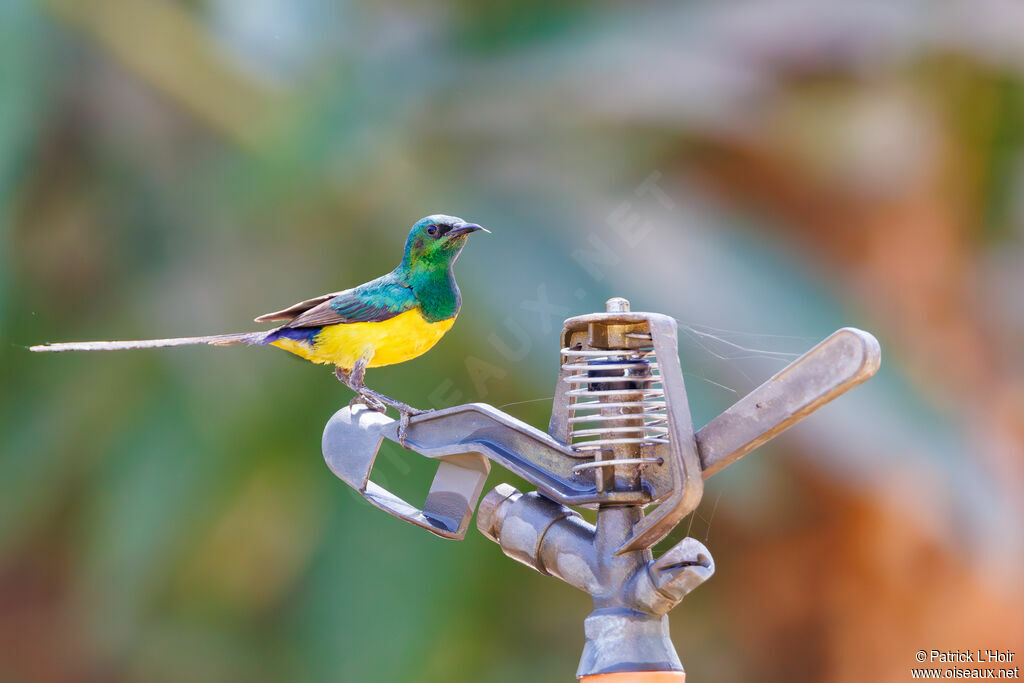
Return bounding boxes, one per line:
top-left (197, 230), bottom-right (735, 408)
top-left (447, 222), bottom-right (489, 238)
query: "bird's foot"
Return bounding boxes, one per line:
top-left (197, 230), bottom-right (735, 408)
top-left (356, 387), bottom-right (423, 417)
top-left (397, 410), bottom-right (415, 449)
top-left (355, 387), bottom-right (431, 449)
top-left (349, 392), bottom-right (387, 413)
top-left (395, 407), bottom-right (436, 449)
top-left (336, 363), bottom-right (430, 448)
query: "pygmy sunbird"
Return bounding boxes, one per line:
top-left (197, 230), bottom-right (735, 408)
top-left (31, 214), bottom-right (488, 442)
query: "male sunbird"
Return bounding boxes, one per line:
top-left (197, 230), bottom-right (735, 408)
top-left (31, 214), bottom-right (488, 442)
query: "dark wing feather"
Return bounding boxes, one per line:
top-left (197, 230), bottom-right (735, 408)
top-left (283, 296), bottom-right (394, 327)
top-left (258, 280), bottom-right (417, 329)
top-left (254, 293), bottom-right (341, 323)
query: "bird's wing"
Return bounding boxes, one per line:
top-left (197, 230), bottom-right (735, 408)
top-left (254, 293), bottom-right (341, 323)
top-left (257, 280), bottom-right (418, 329)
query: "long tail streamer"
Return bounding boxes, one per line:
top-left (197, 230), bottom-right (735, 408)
top-left (30, 331), bottom-right (268, 353)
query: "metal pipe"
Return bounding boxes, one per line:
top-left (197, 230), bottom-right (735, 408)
top-left (477, 483), bottom-right (714, 677)
top-left (477, 484), bottom-right (600, 595)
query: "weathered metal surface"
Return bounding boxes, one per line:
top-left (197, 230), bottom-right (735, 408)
top-left (468, 311), bottom-right (879, 676)
top-left (321, 297), bottom-right (881, 677)
top-left (322, 404), bottom-right (489, 539)
top-left (476, 484), bottom-right (714, 677)
top-left (631, 537), bottom-right (715, 617)
top-left (695, 327), bottom-right (881, 477)
top-left (324, 326), bottom-right (881, 523)
top-left (384, 403), bottom-right (653, 506)
top-left (615, 313), bottom-right (703, 555)
top-left (579, 610), bottom-right (683, 677)
top-left (550, 301), bottom-right (704, 555)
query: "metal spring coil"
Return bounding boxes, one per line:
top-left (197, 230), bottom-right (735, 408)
top-left (561, 345), bottom-right (670, 459)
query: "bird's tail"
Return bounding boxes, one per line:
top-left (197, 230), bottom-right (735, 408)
top-left (30, 331), bottom-right (269, 353)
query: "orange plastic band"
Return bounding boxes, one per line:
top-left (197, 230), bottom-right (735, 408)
top-left (580, 672), bottom-right (685, 682)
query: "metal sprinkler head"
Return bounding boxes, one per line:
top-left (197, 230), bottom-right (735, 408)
top-left (322, 297), bottom-right (880, 679)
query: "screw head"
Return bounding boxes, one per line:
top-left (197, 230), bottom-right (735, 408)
top-left (606, 297), bottom-right (630, 313)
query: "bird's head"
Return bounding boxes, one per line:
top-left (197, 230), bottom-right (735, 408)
top-left (402, 214), bottom-right (488, 270)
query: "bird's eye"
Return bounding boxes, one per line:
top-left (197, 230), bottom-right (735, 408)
top-left (426, 225), bottom-right (438, 237)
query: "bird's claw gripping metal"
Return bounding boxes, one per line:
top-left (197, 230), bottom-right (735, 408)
top-left (321, 298), bottom-right (880, 677)
top-left (397, 410), bottom-right (412, 449)
top-left (336, 365), bottom-right (429, 448)
top-left (348, 392), bottom-right (386, 413)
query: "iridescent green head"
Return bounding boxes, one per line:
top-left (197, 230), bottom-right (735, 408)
top-left (401, 214), bottom-right (487, 270)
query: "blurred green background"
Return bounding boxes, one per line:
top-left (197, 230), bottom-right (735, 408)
top-left (2, 1), bottom-right (1023, 681)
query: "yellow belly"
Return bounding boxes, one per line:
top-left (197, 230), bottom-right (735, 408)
top-left (270, 308), bottom-right (456, 370)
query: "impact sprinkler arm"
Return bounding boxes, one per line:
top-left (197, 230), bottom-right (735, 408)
top-left (321, 298), bottom-right (881, 679)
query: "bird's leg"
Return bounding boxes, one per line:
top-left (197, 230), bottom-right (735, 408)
top-left (335, 364), bottom-right (386, 413)
top-left (340, 357), bottom-right (427, 448)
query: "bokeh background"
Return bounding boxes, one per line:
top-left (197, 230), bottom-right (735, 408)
top-left (2, 1), bottom-right (1022, 681)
